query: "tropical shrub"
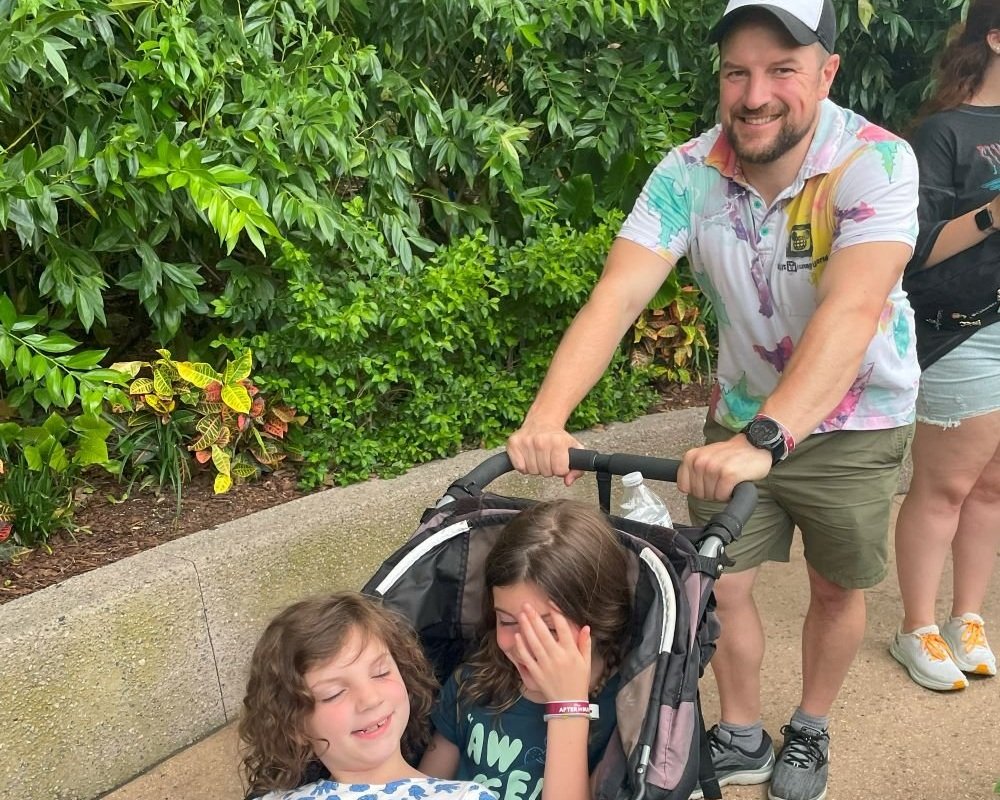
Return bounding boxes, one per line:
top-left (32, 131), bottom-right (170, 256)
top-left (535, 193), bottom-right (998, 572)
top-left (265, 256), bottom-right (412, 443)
top-left (0, 291), bottom-right (122, 553)
top-left (232, 214), bottom-right (656, 487)
top-left (0, 411), bottom-right (113, 551)
top-left (632, 276), bottom-right (713, 386)
top-left (0, 491), bottom-right (13, 562)
top-left (0, 0), bottom-right (695, 357)
top-left (0, 293), bottom-right (127, 417)
top-left (109, 348), bottom-right (301, 497)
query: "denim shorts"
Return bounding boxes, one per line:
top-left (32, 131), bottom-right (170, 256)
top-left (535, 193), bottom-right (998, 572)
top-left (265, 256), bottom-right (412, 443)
top-left (916, 322), bottom-right (1000, 428)
top-left (688, 418), bottom-right (913, 589)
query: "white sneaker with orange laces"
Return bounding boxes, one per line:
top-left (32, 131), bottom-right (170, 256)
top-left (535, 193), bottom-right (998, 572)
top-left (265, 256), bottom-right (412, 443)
top-left (890, 624), bottom-right (969, 691)
top-left (941, 613), bottom-right (997, 677)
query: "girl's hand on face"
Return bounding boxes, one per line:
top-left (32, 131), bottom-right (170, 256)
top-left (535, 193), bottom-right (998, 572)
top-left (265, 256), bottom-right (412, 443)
top-left (513, 601), bottom-right (592, 701)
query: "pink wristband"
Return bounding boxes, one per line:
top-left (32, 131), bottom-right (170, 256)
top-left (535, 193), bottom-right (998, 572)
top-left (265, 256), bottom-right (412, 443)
top-left (777, 420), bottom-right (796, 454)
top-left (542, 701), bottom-right (599, 721)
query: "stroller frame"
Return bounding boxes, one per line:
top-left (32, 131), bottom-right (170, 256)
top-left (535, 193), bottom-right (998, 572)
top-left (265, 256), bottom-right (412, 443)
top-left (364, 448), bottom-right (756, 800)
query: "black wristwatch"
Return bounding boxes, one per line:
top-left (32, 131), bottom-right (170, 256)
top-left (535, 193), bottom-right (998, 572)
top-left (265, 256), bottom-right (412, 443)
top-left (975, 205), bottom-right (996, 233)
top-left (742, 415), bottom-right (790, 465)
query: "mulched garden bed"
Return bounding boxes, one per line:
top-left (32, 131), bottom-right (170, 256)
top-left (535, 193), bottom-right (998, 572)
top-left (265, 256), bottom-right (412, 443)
top-left (0, 469), bottom-right (307, 604)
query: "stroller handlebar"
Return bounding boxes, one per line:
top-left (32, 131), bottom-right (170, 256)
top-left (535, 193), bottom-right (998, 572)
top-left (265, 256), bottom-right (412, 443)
top-left (445, 448), bottom-right (757, 546)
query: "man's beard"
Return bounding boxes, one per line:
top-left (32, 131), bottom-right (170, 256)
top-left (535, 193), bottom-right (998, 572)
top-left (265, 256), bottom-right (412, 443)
top-left (725, 106), bottom-right (813, 165)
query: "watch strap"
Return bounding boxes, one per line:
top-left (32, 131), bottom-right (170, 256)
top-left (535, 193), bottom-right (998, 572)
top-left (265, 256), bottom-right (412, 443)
top-left (768, 416), bottom-right (796, 455)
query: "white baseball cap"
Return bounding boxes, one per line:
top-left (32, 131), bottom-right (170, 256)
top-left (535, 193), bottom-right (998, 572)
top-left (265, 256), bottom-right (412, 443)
top-left (709, 0), bottom-right (837, 52)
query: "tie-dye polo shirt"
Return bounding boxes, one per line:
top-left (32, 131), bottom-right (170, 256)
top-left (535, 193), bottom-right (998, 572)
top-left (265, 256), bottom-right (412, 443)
top-left (619, 99), bottom-right (920, 434)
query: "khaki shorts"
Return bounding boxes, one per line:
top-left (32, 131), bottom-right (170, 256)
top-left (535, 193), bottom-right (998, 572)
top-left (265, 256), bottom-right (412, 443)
top-left (687, 418), bottom-right (914, 589)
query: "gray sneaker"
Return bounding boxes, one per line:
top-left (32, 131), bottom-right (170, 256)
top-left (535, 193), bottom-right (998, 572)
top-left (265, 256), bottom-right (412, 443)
top-left (767, 724), bottom-right (830, 800)
top-left (689, 725), bottom-right (775, 799)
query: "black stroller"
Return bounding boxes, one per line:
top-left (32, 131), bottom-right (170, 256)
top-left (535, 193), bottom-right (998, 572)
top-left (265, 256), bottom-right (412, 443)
top-left (363, 448), bottom-right (756, 800)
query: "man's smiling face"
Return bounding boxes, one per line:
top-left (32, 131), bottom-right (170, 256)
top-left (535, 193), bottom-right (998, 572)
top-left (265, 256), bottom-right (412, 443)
top-left (718, 15), bottom-right (838, 166)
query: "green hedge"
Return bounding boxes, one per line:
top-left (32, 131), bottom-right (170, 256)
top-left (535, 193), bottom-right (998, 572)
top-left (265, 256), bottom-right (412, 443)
top-left (0, 0), bottom-right (694, 349)
top-left (227, 213), bottom-right (656, 486)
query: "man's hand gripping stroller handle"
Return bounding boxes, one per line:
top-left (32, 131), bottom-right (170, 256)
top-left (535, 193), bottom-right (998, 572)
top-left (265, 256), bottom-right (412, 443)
top-left (445, 448), bottom-right (757, 551)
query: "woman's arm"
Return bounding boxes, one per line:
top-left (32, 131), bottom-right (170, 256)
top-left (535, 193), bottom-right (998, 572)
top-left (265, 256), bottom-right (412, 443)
top-left (419, 732), bottom-right (461, 779)
top-left (924, 193), bottom-right (1000, 267)
top-left (910, 113), bottom-right (998, 270)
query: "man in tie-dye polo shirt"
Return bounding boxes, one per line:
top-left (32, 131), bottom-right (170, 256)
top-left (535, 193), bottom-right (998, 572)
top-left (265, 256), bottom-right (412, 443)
top-left (507, 2), bottom-right (919, 799)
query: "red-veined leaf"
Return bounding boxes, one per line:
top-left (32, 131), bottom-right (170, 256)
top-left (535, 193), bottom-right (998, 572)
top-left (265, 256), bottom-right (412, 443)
top-left (263, 419), bottom-right (287, 438)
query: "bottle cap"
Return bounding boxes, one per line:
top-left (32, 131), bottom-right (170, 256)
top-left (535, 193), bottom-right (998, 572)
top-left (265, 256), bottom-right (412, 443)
top-left (622, 471), bottom-right (643, 487)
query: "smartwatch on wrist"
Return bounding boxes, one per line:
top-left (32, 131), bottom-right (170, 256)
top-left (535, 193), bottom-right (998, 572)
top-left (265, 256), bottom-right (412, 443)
top-left (742, 414), bottom-right (793, 465)
top-left (975, 205), bottom-right (996, 233)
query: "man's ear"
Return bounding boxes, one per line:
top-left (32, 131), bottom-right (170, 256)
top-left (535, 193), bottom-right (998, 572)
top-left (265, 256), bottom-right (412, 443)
top-left (818, 51), bottom-right (840, 99)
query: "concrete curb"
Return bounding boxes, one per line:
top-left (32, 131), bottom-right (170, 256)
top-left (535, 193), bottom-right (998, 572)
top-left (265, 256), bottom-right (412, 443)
top-left (1, 409), bottom-right (709, 800)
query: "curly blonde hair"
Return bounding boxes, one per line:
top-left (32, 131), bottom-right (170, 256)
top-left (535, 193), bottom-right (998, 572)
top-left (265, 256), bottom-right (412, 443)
top-left (239, 591), bottom-right (437, 795)
top-left (459, 500), bottom-right (632, 711)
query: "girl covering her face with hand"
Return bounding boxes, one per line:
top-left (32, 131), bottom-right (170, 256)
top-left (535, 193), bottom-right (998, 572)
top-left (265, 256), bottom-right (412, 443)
top-left (239, 591), bottom-right (494, 800)
top-left (419, 500), bottom-right (632, 800)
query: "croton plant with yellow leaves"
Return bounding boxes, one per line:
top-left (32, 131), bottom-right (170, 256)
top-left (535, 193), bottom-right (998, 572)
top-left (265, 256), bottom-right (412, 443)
top-left (111, 349), bottom-right (304, 493)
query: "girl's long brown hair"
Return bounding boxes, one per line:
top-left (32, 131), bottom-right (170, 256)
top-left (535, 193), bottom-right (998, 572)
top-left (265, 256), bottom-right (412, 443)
top-left (238, 591), bottom-right (437, 795)
top-left (916, 0), bottom-right (1000, 121)
top-left (459, 499), bottom-right (632, 710)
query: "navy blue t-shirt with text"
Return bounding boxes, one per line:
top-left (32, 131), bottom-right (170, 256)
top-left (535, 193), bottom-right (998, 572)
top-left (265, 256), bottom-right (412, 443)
top-left (430, 669), bottom-right (619, 800)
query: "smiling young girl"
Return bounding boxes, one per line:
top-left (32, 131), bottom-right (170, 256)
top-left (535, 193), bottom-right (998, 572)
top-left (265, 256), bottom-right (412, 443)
top-left (419, 500), bottom-right (632, 800)
top-left (239, 591), bottom-right (494, 800)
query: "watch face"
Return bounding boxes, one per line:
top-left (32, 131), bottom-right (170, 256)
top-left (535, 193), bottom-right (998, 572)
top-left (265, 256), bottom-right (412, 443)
top-left (747, 417), bottom-right (781, 446)
top-left (976, 206), bottom-right (994, 232)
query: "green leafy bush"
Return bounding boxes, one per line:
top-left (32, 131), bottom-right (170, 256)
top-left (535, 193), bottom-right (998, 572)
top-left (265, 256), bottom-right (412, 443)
top-left (0, 411), bottom-right (113, 551)
top-left (0, 0), bottom-right (695, 356)
top-left (831, 0), bottom-right (967, 131)
top-left (230, 213), bottom-right (655, 487)
top-left (0, 291), bottom-right (122, 553)
top-left (107, 402), bottom-right (194, 511)
top-left (0, 293), bottom-right (126, 417)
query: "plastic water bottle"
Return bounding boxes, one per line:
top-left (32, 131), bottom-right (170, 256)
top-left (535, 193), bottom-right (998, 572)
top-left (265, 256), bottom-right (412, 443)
top-left (618, 471), bottom-right (673, 528)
